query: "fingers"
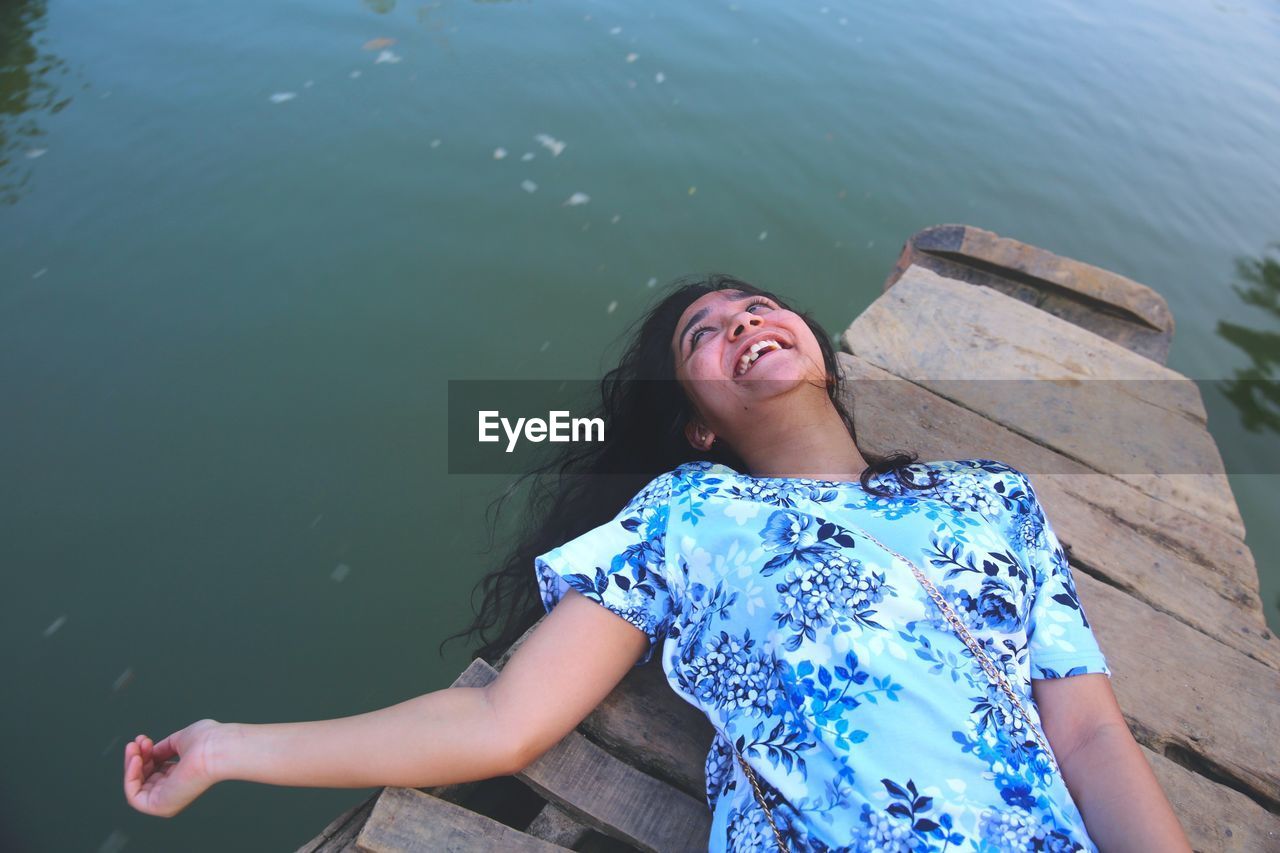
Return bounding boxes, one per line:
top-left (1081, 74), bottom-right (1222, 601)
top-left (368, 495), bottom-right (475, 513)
top-left (124, 752), bottom-right (142, 802)
top-left (151, 733), bottom-right (178, 764)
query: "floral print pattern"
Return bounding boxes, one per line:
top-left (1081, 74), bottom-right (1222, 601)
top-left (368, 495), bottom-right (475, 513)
top-left (535, 459), bottom-right (1110, 851)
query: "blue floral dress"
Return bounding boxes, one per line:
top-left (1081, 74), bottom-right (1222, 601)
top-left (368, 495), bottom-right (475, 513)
top-left (535, 459), bottom-right (1111, 852)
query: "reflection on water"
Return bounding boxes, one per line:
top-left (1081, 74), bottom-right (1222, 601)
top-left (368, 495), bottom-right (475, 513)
top-left (0, 0), bottom-right (71, 205)
top-left (1216, 243), bottom-right (1280, 434)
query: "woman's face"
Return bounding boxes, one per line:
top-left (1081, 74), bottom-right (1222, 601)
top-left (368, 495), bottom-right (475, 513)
top-left (669, 289), bottom-right (828, 445)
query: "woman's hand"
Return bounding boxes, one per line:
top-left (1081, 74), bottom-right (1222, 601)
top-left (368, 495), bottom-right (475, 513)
top-left (123, 719), bottom-right (222, 817)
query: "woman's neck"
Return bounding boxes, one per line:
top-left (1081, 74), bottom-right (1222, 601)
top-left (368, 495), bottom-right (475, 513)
top-left (725, 398), bottom-right (870, 482)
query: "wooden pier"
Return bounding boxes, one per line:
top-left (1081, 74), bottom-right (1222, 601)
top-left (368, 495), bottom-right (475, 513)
top-left (298, 226), bottom-right (1279, 852)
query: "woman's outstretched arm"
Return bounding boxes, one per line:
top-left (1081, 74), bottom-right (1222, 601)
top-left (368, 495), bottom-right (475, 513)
top-left (1033, 673), bottom-right (1191, 852)
top-left (124, 588), bottom-right (649, 817)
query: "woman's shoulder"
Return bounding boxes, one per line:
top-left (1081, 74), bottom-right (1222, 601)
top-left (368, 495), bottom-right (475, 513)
top-left (910, 458), bottom-right (1042, 525)
top-left (620, 463), bottom-right (707, 514)
top-left (908, 457), bottom-right (1032, 488)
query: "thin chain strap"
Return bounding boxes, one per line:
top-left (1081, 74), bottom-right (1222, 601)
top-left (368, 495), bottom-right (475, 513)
top-left (727, 525), bottom-right (1058, 853)
top-left (733, 748), bottom-right (790, 853)
top-left (853, 526), bottom-right (1059, 774)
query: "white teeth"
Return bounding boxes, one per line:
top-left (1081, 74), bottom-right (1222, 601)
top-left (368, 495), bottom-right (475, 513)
top-left (736, 338), bottom-right (783, 376)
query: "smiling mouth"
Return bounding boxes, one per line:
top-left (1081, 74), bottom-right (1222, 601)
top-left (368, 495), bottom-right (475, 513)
top-left (735, 338), bottom-right (787, 377)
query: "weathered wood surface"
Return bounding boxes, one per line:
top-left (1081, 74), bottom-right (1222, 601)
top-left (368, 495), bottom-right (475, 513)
top-left (455, 658), bottom-right (711, 853)
top-left (580, 653), bottom-right (715, 799)
top-left (885, 224), bottom-right (1174, 363)
top-left (1145, 739), bottom-right (1280, 851)
top-left (1073, 570), bottom-right (1280, 807)
top-left (525, 803), bottom-right (594, 848)
top-left (496, 611), bottom-right (716, 799)
top-left (835, 352), bottom-right (1277, 669)
top-left (846, 264), bottom-right (1245, 540)
top-left (354, 786), bottom-right (568, 853)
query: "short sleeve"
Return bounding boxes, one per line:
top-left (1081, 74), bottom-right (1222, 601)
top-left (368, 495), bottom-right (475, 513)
top-left (534, 470), bottom-right (679, 666)
top-left (994, 465), bottom-right (1112, 680)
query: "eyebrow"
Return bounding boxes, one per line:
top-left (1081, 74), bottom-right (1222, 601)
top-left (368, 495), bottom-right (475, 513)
top-left (679, 292), bottom-right (751, 353)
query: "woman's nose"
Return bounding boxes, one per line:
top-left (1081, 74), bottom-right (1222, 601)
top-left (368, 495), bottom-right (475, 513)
top-left (728, 313), bottom-right (763, 340)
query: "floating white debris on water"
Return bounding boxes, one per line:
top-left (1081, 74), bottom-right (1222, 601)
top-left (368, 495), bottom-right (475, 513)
top-left (26, 148), bottom-right (47, 159)
top-left (493, 147), bottom-right (508, 160)
top-left (563, 191), bottom-right (590, 206)
top-left (539, 340), bottom-right (550, 352)
top-left (646, 277), bottom-right (658, 288)
top-left (607, 300), bottom-right (618, 314)
top-left (33, 268), bottom-right (48, 279)
top-left (304, 80), bottom-right (315, 88)
top-left (839, 17), bottom-right (848, 25)
top-left (521, 151), bottom-right (535, 161)
top-left (112, 668), bottom-right (134, 693)
top-left (610, 214), bottom-right (621, 224)
top-left (626, 79), bottom-right (636, 89)
top-left (350, 69), bottom-right (363, 79)
top-left (655, 71), bottom-right (666, 83)
top-left (758, 231), bottom-right (768, 241)
top-left (521, 179), bottom-right (538, 193)
top-left (609, 26), bottom-right (622, 35)
top-left (430, 138), bottom-right (442, 148)
top-left (374, 49), bottom-right (402, 64)
top-left (821, 6), bottom-right (829, 13)
top-left (534, 133), bottom-right (566, 156)
top-left (688, 186), bottom-right (697, 195)
top-left (269, 92), bottom-right (297, 103)
top-left (98, 829), bottom-right (128, 853)
top-left (44, 615), bottom-right (66, 637)
top-left (332, 563), bottom-right (351, 583)
top-left (625, 52), bottom-right (639, 63)
top-left (363, 37), bottom-right (397, 50)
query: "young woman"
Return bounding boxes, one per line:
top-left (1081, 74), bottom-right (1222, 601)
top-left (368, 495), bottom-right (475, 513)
top-left (123, 276), bottom-right (1190, 852)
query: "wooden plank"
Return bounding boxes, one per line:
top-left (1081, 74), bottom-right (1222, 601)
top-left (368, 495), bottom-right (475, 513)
top-left (524, 803), bottom-right (593, 848)
top-left (295, 792), bottom-right (379, 853)
top-left (517, 712), bottom-right (710, 853)
top-left (844, 264), bottom-right (1246, 538)
top-left (884, 224), bottom-right (1174, 363)
top-left (836, 352), bottom-right (1277, 668)
top-left (496, 615), bottom-right (716, 800)
top-left (1143, 747), bottom-right (1280, 852)
top-left (452, 658), bottom-right (710, 852)
top-left (355, 787), bottom-right (568, 853)
top-left (580, 653), bottom-right (715, 799)
top-left (1075, 571), bottom-right (1280, 808)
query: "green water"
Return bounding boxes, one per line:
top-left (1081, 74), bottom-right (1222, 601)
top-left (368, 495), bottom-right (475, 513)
top-left (2, 1), bottom-right (1277, 850)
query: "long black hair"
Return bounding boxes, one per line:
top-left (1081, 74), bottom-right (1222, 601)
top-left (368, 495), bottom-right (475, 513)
top-left (440, 274), bottom-right (936, 664)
